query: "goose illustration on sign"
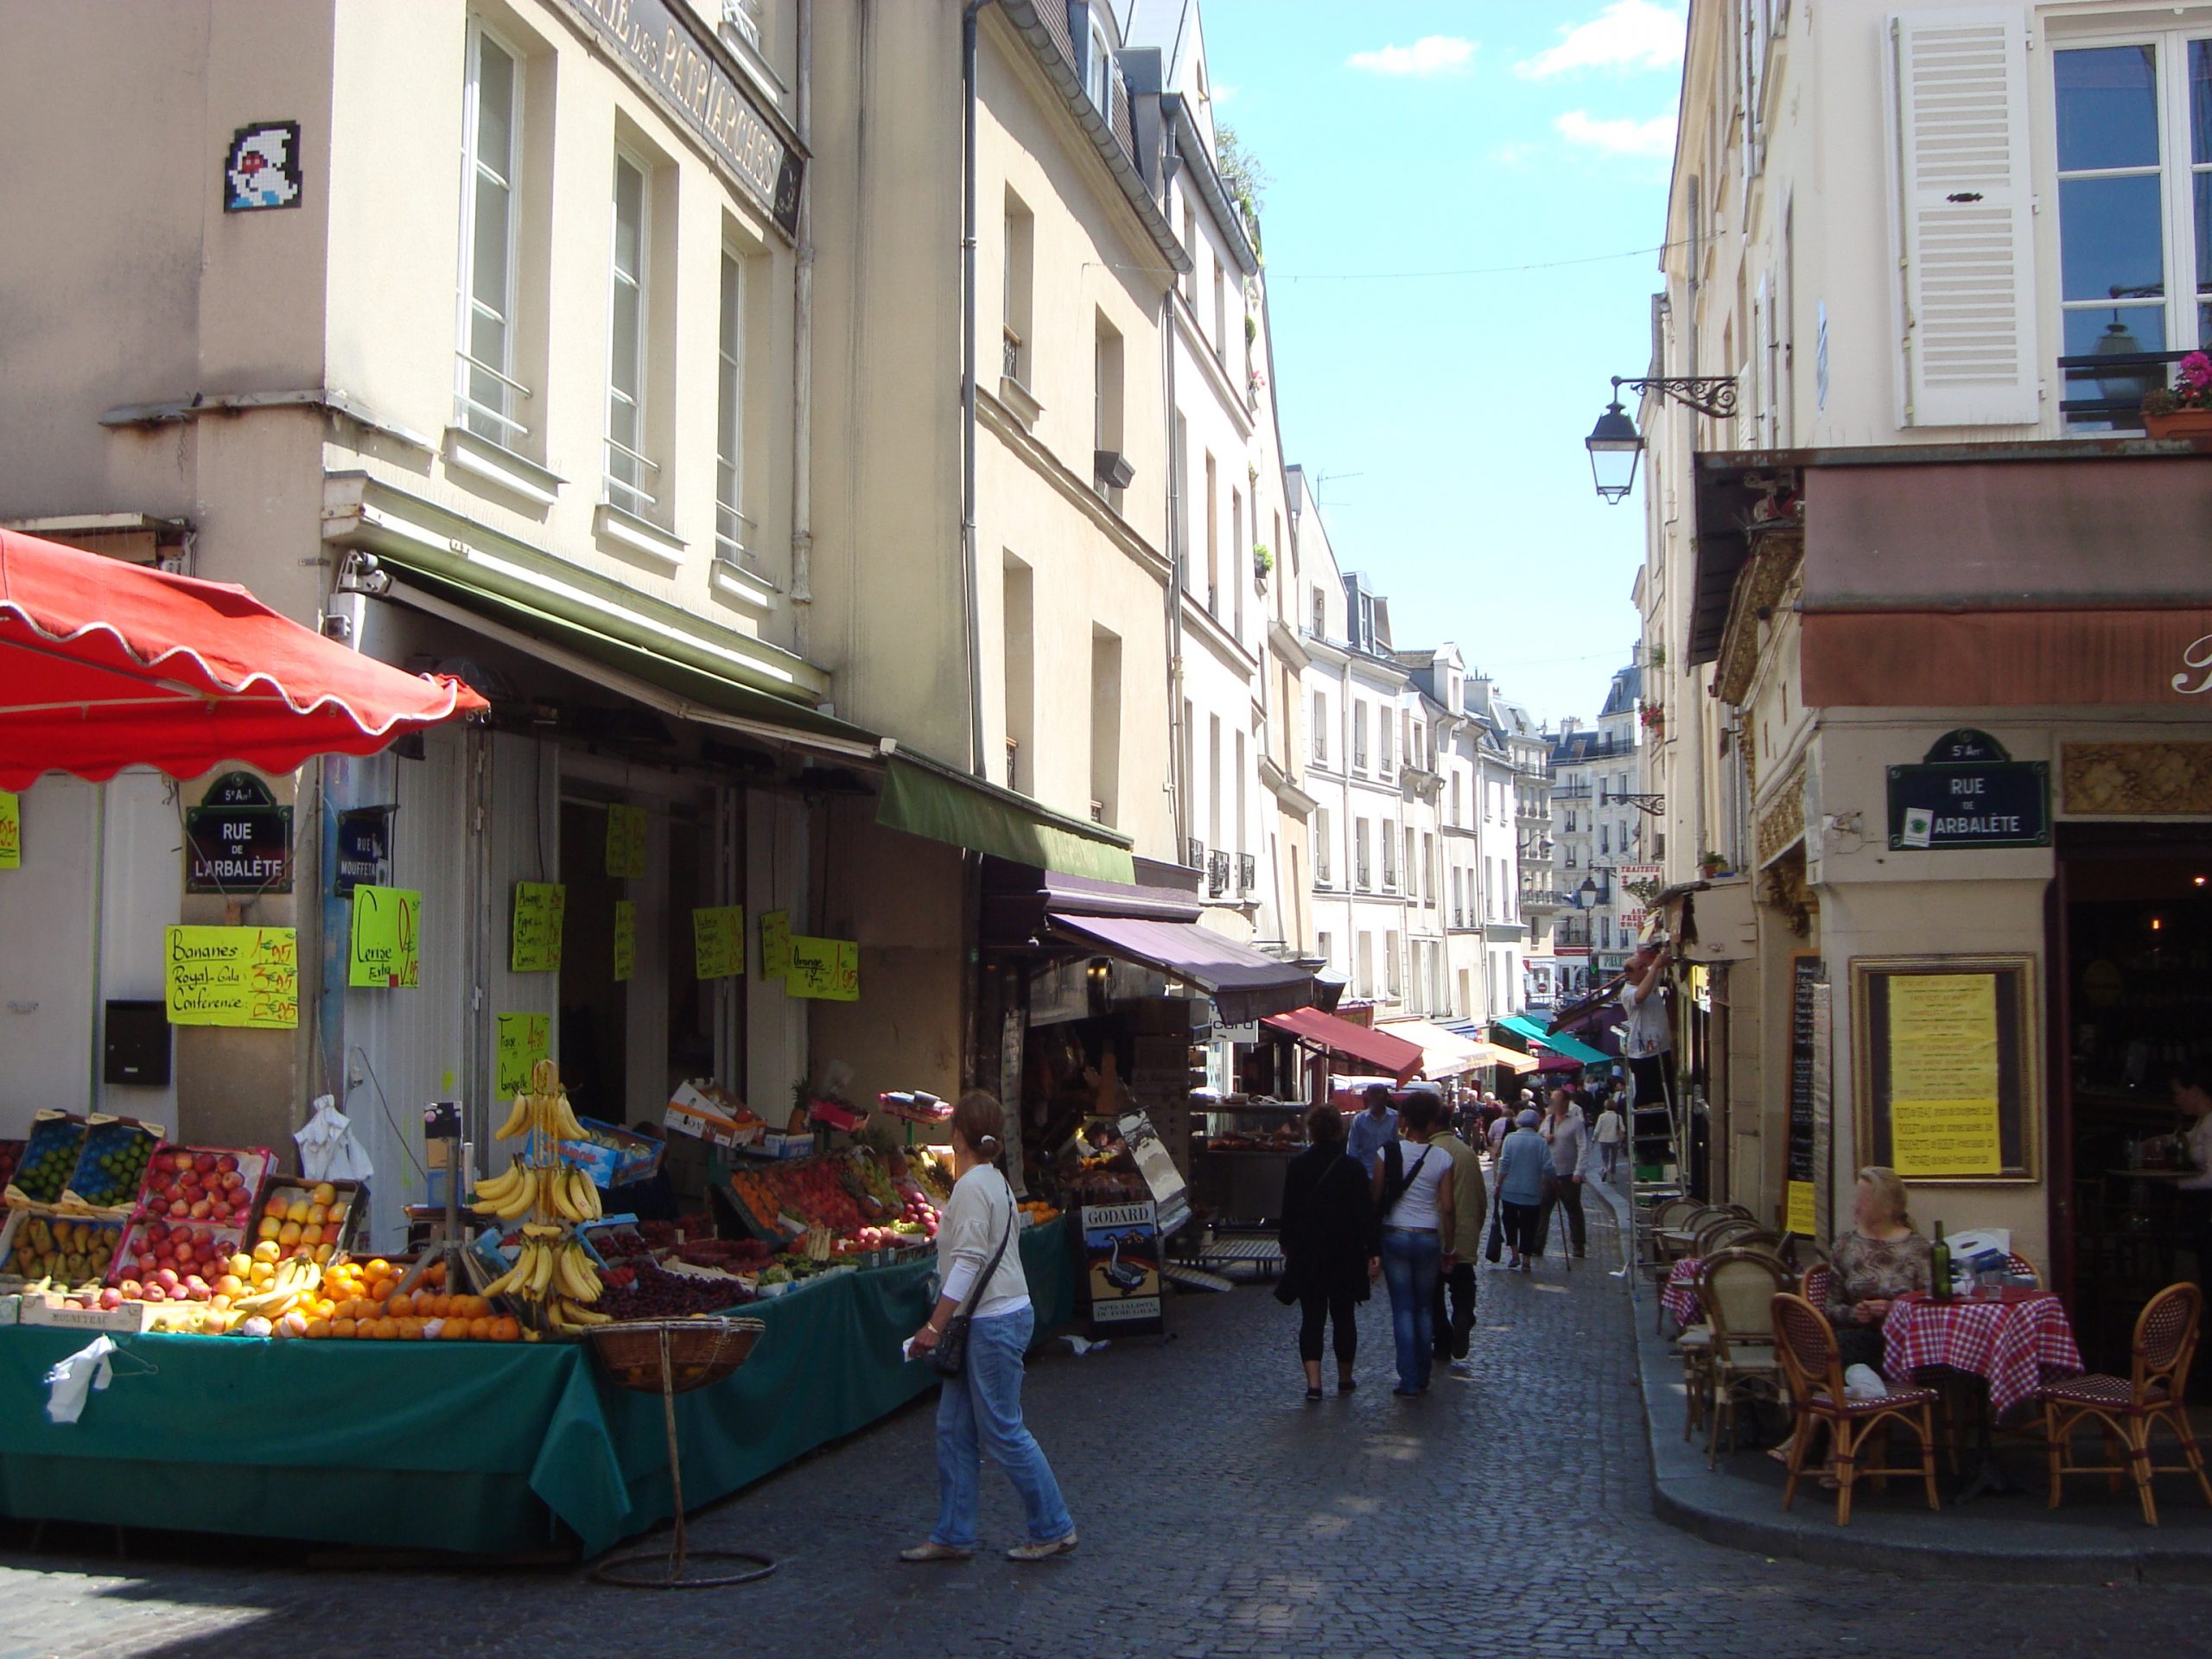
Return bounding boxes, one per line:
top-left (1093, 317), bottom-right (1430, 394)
top-left (347, 887), bottom-right (421, 988)
top-left (1082, 1200), bottom-right (1161, 1334)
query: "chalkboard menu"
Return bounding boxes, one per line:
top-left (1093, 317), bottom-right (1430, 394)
top-left (1786, 953), bottom-right (1822, 1208)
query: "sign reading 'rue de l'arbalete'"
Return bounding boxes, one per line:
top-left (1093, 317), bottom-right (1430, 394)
top-left (1886, 729), bottom-right (2050, 851)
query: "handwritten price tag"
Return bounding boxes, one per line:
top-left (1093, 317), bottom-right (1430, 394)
top-left (694, 906), bottom-right (745, 980)
top-left (496, 1013), bottom-right (551, 1098)
top-left (0, 791), bottom-right (19, 869)
top-left (613, 899), bottom-right (636, 983)
top-left (785, 936), bottom-right (859, 1001)
top-left (606, 804), bottom-right (647, 880)
top-left (512, 882), bottom-right (566, 972)
top-left (165, 927), bottom-right (299, 1028)
top-left (760, 909), bottom-right (791, 981)
top-left (349, 886), bottom-right (422, 988)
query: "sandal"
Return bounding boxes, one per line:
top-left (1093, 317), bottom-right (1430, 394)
top-left (1304, 1386), bottom-right (1323, 1401)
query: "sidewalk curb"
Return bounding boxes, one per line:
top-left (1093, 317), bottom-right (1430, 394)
top-left (1623, 1232), bottom-right (2212, 1583)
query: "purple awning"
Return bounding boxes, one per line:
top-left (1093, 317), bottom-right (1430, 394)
top-left (1045, 912), bottom-right (1316, 1024)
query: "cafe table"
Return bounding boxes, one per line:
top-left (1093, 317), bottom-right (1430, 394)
top-left (1662, 1257), bottom-right (1705, 1328)
top-left (1883, 1287), bottom-right (2085, 1502)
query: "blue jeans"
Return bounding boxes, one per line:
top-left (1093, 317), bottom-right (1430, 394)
top-left (1380, 1227), bottom-right (1442, 1391)
top-left (931, 1305), bottom-right (1074, 1548)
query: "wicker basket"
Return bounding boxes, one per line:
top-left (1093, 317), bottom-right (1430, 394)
top-left (589, 1317), bottom-right (765, 1395)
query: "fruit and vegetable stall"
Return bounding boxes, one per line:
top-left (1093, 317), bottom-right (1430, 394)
top-left (0, 1078), bottom-right (1071, 1556)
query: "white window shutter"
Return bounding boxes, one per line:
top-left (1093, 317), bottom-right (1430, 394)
top-left (1885, 8), bottom-right (2037, 426)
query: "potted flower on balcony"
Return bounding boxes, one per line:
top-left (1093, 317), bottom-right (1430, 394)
top-left (2142, 352), bottom-right (2212, 437)
top-left (1698, 850), bottom-right (1731, 879)
top-left (1253, 543), bottom-right (1273, 590)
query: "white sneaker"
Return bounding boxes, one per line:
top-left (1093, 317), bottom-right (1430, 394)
top-left (1448, 1360), bottom-right (1477, 1379)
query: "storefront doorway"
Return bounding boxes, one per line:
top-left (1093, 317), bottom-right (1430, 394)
top-left (2053, 824), bottom-right (2212, 1372)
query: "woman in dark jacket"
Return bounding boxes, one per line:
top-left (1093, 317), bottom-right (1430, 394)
top-left (1278, 1103), bottom-right (1379, 1400)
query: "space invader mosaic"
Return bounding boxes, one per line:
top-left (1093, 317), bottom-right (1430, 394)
top-left (224, 121), bottom-right (302, 212)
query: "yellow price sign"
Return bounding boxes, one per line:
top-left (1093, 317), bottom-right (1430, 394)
top-left (0, 790), bottom-right (19, 869)
top-left (349, 886), bottom-right (421, 988)
top-left (1785, 1180), bottom-right (1816, 1238)
top-left (613, 899), bottom-right (636, 983)
top-left (512, 882), bottom-right (566, 972)
top-left (606, 804), bottom-right (647, 880)
top-left (495, 1013), bottom-right (550, 1099)
top-left (760, 909), bottom-right (791, 981)
top-left (785, 936), bottom-right (859, 1001)
top-left (165, 927), bottom-right (299, 1028)
top-left (694, 906), bottom-right (745, 980)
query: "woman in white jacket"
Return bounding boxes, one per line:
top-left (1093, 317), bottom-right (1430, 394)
top-left (902, 1090), bottom-right (1077, 1564)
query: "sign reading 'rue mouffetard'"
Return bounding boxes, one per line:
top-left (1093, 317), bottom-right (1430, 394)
top-left (1886, 729), bottom-right (2050, 852)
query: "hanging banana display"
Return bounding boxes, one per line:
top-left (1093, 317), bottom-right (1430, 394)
top-left (468, 1058), bottom-right (605, 1334)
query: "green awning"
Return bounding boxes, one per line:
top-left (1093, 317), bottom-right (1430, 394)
top-left (378, 568), bottom-right (1135, 883)
top-left (876, 748), bottom-right (1135, 884)
top-left (1494, 1014), bottom-right (1611, 1067)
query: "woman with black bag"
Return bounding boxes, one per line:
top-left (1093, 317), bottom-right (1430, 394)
top-left (902, 1090), bottom-right (1077, 1564)
top-left (1277, 1103), bottom-right (1378, 1400)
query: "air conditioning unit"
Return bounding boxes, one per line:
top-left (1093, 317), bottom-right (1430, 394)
top-left (1093, 449), bottom-right (1135, 490)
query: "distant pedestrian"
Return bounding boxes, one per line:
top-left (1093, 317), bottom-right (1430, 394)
top-left (1371, 1092), bottom-right (1456, 1395)
top-left (1495, 1109), bottom-right (1550, 1272)
top-left (1346, 1082), bottom-right (1399, 1175)
top-left (1276, 1103), bottom-right (1378, 1401)
top-left (1425, 1104), bottom-right (1486, 1378)
top-left (1592, 1099), bottom-right (1625, 1184)
top-left (1540, 1084), bottom-right (1595, 1259)
top-left (902, 1091), bottom-right (1077, 1564)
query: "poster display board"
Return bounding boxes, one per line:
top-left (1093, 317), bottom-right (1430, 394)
top-left (1852, 956), bottom-right (2037, 1182)
top-left (163, 927), bottom-right (298, 1028)
top-left (1081, 1199), bottom-right (1162, 1336)
top-left (347, 886), bottom-right (421, 988)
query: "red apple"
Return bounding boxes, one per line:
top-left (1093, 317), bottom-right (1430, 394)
top-left (97, 1288), bottom-right (123, 1311)
top-left (194, 1154), bottom-right (216, 1174)
top-left (168, 1198), bottom-right (188, 1219)
top-left (142, 1285), bottom-right (168, 1302)
top-left (188, 1199), bottom-right (211, 1220)
top-left (221, 1171), bottom-right (244, 1190)
top-left (217, 1154), bottom-right (239, 1174)
top-left (145, 1221), bottom-right (168, 1243)
top-left (152, 1268), bottom-right (178, 1290)
top-left (170, 1151), bottom-right (194, 1173)
top-left (118, 1280), bottom-right (142, 1298)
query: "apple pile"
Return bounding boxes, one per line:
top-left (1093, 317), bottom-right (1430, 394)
top-left (115, 1217), bottom-right (235, 1303)
top-left (143, 1148), bottom-right (257, 1229)
top-left (253, 1180), bottom-right (353, 1265)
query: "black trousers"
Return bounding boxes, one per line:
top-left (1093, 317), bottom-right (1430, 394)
top-left (1298, 1291), bottom-right (1357, 1365)
top-left (1541, 1179), bottom-right (1587, 1255)
top-left (1430, 1260), bottom-right (1476, 1359)
top-left (1499, 1199), bottom-right (1544, 1257)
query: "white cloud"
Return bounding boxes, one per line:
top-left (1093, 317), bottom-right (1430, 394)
top-left (1554, 109), bottom-right (1679, 157)
top-left (1210, 81), bottom-right (1240, 106)
top-left (1516, 1), bottom-right (1686, 80)
top-left (1346, 35), bottom-right (1477, 78)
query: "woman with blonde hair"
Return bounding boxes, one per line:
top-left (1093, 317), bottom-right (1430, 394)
top-left (902, 1090), bottom-right (1077, 1563)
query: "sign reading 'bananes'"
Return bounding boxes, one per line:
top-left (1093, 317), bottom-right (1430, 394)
top-left (561, 0), bottom-right (802, 234)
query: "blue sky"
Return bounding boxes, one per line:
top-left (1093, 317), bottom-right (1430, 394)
top-left (1200, 1), bottom-right (1685, 727)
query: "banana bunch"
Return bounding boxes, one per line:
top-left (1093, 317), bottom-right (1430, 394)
top-left (481, 1235), bottom-right (603, 1304)
top-left (546, 1300), bottom-right (612, 1334)
top-left (234, 1256), bottom-right (322, 1317)
top-left (493, 1063), bottom-right (589, 1143)
top-left (469, 1162), bottom-right (537, 1221)
top-left (547, 1164), bottom-right (602, 1224)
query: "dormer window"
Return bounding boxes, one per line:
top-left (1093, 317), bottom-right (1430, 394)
top-left (1086, 19), bottom-right (1112, 111)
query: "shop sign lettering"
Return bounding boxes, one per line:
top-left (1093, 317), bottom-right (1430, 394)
top-left (164, 926), bottom-right (298, 1028)
top-left (348, 886), bottom-right (421, 989)
top-left (495, 1012), bottom-right (551, 1099)
top-left (1887, 747), bottom-right (2050, 851)
top-left (784, 936), bottom-right (858, 1001)
top-left (2177, 633), bottom-right (2212, 696)
top-left (185, 772), bottom-right (292, 893)
top-left (333, 805), bottom-right (392, 897)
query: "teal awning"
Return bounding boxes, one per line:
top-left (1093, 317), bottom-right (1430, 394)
top-left (1493, 1014), bottom-right (1611, 1067)
top-left (876, 749), bottom-right (1135, 884)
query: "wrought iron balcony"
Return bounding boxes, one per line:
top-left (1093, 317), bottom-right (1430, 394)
top-left (1236, 852), bottom-right (1256, 894)
top-left (1207, 849), bottom-right (1230, 897)
top-left (1186, 836), bottom-right (1204, 870)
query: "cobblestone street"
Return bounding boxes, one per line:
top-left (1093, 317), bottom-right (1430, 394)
top-left (5, 1198), bottom-right (2212, 1659)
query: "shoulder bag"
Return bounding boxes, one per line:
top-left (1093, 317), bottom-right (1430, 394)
top-left (1379, 1144), bottom-right (1433, 1221)
top-left (929, 1177), bottom-right (1016, 1380)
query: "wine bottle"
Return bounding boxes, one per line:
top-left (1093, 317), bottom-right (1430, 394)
top-left (1929, 1220), bottom-right (1952, 1305)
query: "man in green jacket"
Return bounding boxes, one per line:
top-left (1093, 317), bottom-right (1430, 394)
top-left (1421, 1094), bottom-right (1488, 1377)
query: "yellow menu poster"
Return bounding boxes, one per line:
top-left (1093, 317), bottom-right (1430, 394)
top-left (605, 805), bottom-right (647, 880)
top-left (512, 882), bottom-right (566, 972)
top-left (613, 899), bottom-right (636, 983)
top-left (348, 886), bottom-right (421, 988)
top-left (496, 1013), bottom-right (551, 1099)
top-left (760, 909), bottom-right (791, 981)
top-left (1785, 1180), bottom-right (1816, 1237)
top-left (785, 936), bottom-right (860, 1001)
top-left (165, 926), bottom-right (299, 1028)
top-left (0, 790), bottom-right (18, 869)
top-left (1888, 973), bottom-right (2000, 1175)
top-left (694, 906), bottom-right (745, 980)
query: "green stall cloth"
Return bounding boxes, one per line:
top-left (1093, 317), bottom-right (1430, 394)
top-left (0, 1223), bottom-right (1073, 1558)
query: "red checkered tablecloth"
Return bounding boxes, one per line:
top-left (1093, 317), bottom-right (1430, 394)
top-left (1881, 1291), bottom-right (2085, 1418)
top-left (1662, 1257), bottom-right (1704, 1327)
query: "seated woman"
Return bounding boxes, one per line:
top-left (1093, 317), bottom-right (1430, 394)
top-left (1822, 1165), bottom-right (1931, 1370)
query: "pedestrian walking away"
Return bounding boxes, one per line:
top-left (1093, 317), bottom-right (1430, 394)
top-left (902, 1090), bottom-right (1076, 1564)
top-left (1275, 1102), bottom-right (1379, 1400)
top-left (1539, 1085), bottom-right (1595, 1258)
top-left (1592, 1097), bottom-right (1625, 1185)
top-left (1494, 1109), bottom-right (1551, 1272)
top-left (1371, 1091), bottom-right (1456, 1395)
top-left (1345, 1082), bottom-right (1399, 1176)
top-left (1423, 1100), bottom-right (1486, 1378)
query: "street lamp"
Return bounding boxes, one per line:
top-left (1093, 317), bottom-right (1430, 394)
top-left (1573, 876), bottom-right (1600, 910)
top-left (1584, 374), bottom-right (1741, 505)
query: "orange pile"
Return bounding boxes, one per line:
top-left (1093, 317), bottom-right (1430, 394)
top-left (304, 1256), bottom-right (522, 1342)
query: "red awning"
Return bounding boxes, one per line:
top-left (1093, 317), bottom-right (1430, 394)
top-left (1262, 1007), bottom-right (1424, 1083)
top-left (0, 531), bottom-right (486, 789)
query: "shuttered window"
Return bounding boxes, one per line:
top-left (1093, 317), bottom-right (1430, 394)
top-left (1885, 9), bottom-right (2038, 426)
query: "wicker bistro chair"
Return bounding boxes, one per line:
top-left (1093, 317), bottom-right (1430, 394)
top-left (1700, 1249), bottom-right (1790, 1467)
top-left (2037, 1282), bottom-right (2212, 1527)
top-left (1697, 1217), bottom-right (1763, 1257)
top-left (1771, 1292), bottom-right (1943, 1525)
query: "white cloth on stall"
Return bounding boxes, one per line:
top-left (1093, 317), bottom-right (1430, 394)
top-left (44, 1336), bottom-right (118, 1425)
top-left (296, 1095), bottom-right (373, 1182)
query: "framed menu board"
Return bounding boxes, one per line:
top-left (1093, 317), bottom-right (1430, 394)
top-left (1850, 955), bottom-right (2038, 1184)
top-left (1783, 953), bottom-right (1821, 1231)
